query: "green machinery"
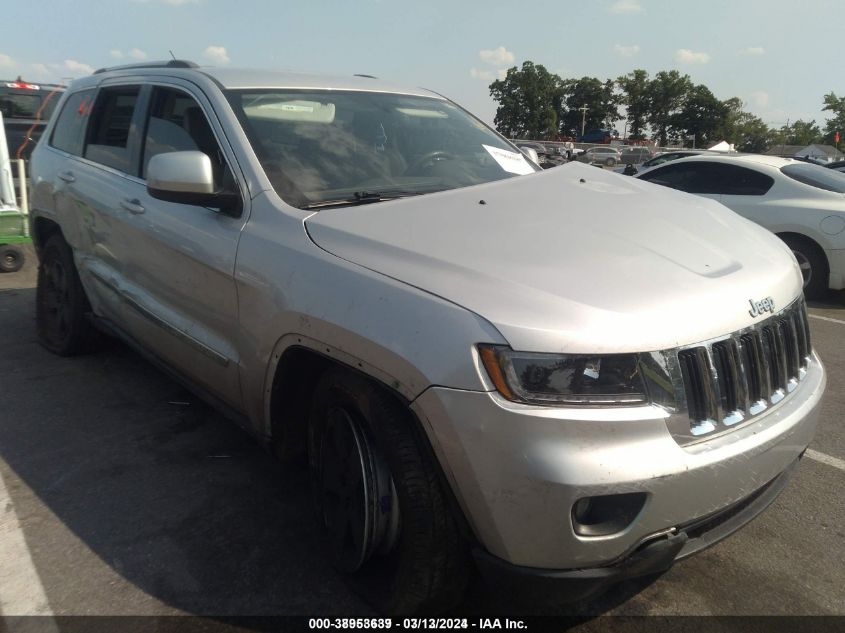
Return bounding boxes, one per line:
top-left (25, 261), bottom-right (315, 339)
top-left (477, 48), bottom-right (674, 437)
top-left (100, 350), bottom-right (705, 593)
top-left (0, 111), bottom-right (29, 273)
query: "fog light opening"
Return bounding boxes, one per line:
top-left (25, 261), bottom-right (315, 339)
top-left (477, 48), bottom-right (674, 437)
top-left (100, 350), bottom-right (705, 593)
top-left (572, 492), bottom-right (647, 537)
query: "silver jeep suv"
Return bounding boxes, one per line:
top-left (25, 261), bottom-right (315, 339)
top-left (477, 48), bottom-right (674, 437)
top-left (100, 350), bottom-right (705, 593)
top-left (30, 61), bottom-right (825, 613)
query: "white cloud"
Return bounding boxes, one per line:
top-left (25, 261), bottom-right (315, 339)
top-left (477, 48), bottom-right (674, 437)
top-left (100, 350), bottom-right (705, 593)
top-left (614, 44), bottom-right (640, 58)
top-left (749, 91), bottom-right (769, 108)
top-left (30, 63), bottom-right (50, 77)
top-left (50, 59), bottom-right (95, 76)
top-left (203, 45), bottom-right (230, 64)
top-left (609, 0), bottom-right (643, 14)
top-left (741, 46), bottom-right (765, 56)
top-left (109, 49), bottom-right (124, 59)
top-left (478, 46), bottom-right (515, 67)
top-left (0, 53), bottom-right (15, 68)
top-left (470, 67), bottom-right (507, 81)
top-left (675, 49), bottom-right (710, 64)
top-left (128, 48), bottom-right (147, 60)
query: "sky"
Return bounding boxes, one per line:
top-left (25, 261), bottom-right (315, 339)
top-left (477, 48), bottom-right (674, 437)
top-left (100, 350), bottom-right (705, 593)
top-left (2, 0), bottom-right (843, 132)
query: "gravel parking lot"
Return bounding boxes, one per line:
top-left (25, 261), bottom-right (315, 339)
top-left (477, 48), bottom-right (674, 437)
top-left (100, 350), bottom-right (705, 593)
top-left (1, 243), bottom-right (844, 620)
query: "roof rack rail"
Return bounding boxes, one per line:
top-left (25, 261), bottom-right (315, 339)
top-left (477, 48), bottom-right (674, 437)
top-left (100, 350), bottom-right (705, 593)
top-left (353, 74), bottom-right (378, 79)
top-left (93, 60), bottom-right (199, 75)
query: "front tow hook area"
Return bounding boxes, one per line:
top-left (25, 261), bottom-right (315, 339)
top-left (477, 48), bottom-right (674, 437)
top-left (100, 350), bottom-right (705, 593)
top-left (472, 532), bottom-right (688, 605)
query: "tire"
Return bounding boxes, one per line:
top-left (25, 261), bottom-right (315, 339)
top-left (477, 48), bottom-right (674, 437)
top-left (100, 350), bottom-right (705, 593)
top-left (36, 234), bottom-right (101, 355)
top-left (0, 245), bottom-right (24, 273)
top-left (309, 368), bottom-right (468, 614)
top-left (605, 157), bottom-right (616, 167)
top-left (780, 235), bottom-right (828, 300)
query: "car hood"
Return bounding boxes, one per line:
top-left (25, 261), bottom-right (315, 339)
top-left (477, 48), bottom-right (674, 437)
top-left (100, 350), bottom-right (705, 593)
top-left (305, 163), bottom-right (803, 353)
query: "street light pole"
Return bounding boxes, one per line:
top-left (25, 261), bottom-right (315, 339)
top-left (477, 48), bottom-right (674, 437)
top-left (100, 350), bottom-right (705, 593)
top-left (579, 104), bottom-right (588, 138)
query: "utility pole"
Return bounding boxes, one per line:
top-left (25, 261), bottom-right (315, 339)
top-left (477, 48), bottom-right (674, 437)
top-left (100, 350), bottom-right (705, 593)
top-left (579, 104), bottom-right (588, 138)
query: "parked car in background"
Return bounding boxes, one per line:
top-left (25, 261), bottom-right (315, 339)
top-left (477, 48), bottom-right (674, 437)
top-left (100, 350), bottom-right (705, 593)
top-left (578, 128), bottom-right (614, 143)
top-left (792, 155), bottom-right (828, 166)
top-left (0, 79), bottom-right (65, 161)
top-left (515, 141), bottom-right (548, 156)
top-left (30, 62), bottom-right (825, 613)
top-left (619, 146), bottom-right (654, 165)
top-left (636, 154), bottom-right (845, 298)
top-left (515, 142), bottom-right (560, 169)
top-left (614, 150), bottom-right (706, 175)
top-left (579, 146), bottom-right (621, 166)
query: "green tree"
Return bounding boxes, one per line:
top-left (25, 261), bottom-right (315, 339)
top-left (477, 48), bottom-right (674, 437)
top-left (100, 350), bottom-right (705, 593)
top-left (821, 92), bottom-right (845, 145)
top-left (733, 113), bottom-right (776, 152)
top-left (778, 119), bottom-right (822, 146)
top-left (712, 97), bottom-right (775, 152)
top-left (489, 61), bottom-right (562, 139)
top-left (558, 77), bottom-right (621, 137)
top-left (646, 70), bottom-right (693, 146)
top-left (712, 97), bottom-right (744, 141)
top-left (669, 84), bottom-right (726, 148)
top-left (616, 69), bottom-right (650, 139)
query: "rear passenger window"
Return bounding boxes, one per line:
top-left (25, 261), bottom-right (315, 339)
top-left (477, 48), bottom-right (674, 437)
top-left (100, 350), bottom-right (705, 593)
top-left (49, 89), bottom-right (97, 156)
top-left (84, 87), bottom-right (141, 173)
top-left (704, 164), bottom-right (774, 196)
top-left (639, 163), bottom-right (697, 191)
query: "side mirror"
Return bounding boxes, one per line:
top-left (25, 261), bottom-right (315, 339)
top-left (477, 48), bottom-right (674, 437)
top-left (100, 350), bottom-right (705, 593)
top-left (147, 151), bottom-right (241, 216)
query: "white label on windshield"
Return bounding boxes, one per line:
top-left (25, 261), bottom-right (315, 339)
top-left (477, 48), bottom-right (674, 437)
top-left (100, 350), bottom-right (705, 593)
top-left (483, 144), bottom-right (535, 175)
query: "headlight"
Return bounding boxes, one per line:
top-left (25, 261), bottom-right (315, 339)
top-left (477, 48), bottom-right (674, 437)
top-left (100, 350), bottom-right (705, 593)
top-left (478, 345), bottom-right (647, 406)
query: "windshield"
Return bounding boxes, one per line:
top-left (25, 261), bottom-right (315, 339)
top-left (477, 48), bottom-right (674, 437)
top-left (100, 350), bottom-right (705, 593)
top-left (226, 89), bottom-right (538, 208)
top-left (781, 163), bottom-right (845, 193)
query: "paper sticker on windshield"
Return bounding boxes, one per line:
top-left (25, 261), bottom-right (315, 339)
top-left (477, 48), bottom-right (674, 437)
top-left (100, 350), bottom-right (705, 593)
top-left (483, 144), bottom-right (534, 175)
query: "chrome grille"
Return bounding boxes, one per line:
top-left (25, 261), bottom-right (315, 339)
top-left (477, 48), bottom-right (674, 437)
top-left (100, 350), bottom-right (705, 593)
top-left (669, 298), bottom-right (811, 444)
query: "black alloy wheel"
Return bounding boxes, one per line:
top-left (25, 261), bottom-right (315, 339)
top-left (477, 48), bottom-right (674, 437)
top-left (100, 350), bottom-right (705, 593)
top-left (36, 235), bottom-right (100, 355)
top-left (318, 404), bottom-right (400, 573)
top-left (309, 369), bottom-right (467, 613)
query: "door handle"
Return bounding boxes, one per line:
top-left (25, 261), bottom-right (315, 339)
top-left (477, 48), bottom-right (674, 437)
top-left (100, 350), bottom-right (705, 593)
top-left (58, 171), bottom-right (75, 183)
top-left (120, 198), bottom-right (145, 214)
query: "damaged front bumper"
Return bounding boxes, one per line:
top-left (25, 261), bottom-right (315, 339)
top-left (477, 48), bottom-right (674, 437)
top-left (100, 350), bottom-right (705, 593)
top-left (471, 457), bottom-right (798, 604)
top-left (411, 352), bottom-right (824, 572)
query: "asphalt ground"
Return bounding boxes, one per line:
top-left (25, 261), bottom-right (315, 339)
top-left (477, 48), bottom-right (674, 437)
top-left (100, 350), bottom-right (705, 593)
top-left (0, 243), bottom-right (844, 624)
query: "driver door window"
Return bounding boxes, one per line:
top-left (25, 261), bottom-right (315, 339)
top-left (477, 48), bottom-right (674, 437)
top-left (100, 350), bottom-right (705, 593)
top-left (140, 87), bottom-right (229, 188)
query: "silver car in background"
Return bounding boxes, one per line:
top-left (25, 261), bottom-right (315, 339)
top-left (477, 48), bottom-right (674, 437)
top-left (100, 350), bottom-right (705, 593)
top-left (29, 62), bottom-right (824, 613)
top-left (579, 145), bottom-right (622, 166)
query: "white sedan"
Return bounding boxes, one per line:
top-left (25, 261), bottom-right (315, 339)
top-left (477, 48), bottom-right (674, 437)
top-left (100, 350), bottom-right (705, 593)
top-left (635, 154), bottom-right (845, 298)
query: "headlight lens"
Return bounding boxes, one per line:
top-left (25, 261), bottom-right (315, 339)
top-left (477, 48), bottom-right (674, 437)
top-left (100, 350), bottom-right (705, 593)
top-left (478, 345), bottom-right (647, 406)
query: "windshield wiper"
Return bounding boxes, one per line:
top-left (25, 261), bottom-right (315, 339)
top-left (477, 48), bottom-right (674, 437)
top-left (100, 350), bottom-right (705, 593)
top-left (302, 190), bottom-right (427, 210)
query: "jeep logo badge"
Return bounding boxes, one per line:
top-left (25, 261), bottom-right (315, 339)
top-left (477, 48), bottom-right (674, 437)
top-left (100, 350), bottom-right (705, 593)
top-left (748, 297), bottom-right (775, 318)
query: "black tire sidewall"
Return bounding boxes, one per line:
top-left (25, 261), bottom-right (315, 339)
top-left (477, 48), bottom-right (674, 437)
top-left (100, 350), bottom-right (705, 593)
top-left (309, 369), bottom-right (466, 613)
top-left (36, 235), bottom-right (97, 355)
top-left (783, 236), bottom-right (828, 300)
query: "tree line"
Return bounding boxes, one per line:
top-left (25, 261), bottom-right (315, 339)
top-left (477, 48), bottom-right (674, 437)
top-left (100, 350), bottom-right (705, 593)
top-left (489, 61), bottom-right (845, 152)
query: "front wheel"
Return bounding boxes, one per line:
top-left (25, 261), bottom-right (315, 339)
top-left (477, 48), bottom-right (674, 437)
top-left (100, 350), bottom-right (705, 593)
top-left (605, 157), bottom-right (616, 167)
top-left (309, 369), bottom-right (468, 613)
top-left (781, 235), bottom-right (828, 300)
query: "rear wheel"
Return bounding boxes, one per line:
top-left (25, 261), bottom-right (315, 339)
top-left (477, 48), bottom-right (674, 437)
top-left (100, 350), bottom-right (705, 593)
top-left (0, 245), bottom-right (24, 273)
top-left (605, 157), bottom-right (616, 167)
top-left (309, 368), bottom-right (468, 613)
top-left (780, 235), bottom-right (828, 300)
top-left (36, 234), bottom-right (100, 355)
